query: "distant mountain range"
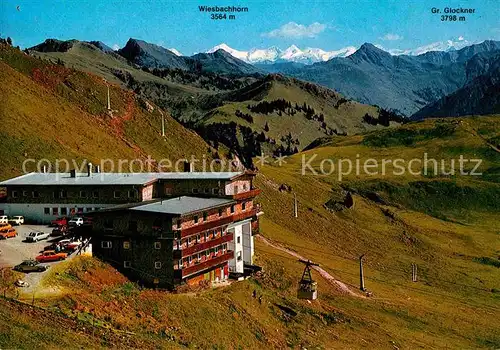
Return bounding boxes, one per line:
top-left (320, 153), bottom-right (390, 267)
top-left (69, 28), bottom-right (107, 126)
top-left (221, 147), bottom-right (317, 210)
top-left (28, 37), bottom-right (500, 118)
top-left (205, 43), bottom-right (357, 64)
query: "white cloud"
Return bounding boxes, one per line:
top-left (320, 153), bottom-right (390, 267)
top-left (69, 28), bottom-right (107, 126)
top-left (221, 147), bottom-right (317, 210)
top-left (112, 44), bottom-right (120, 51)
top-left (380, 33), bottom-right (403, 41)
top-left (262, 22), bottom-right (327, 39)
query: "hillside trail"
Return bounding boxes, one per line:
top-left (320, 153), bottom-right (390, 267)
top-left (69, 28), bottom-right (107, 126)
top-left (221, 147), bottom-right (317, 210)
top-left (460, 120), bottom-right (500, 153)
top-left (256, 235), bottom-right (364, 298)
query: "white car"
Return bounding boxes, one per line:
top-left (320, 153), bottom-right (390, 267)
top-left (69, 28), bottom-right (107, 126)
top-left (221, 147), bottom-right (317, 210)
top-left (0, 216), bottom-right (8, 224)
top-left (26, 231), bottom-right (50, 242)
top-left (68, 217), bottom-right (83, 226)
top-left (9, 216), bottom-right (24, 225)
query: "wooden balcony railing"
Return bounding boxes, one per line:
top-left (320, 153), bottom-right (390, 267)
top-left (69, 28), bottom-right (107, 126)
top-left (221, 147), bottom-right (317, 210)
top-left (176, 251), bottom-right (233, 278)
top-left (180, 209), bottom-right (257, 237)
top-left (180, 233), bottom-right (233, 257)
top-left (231, 188), bottom-right (261, 200)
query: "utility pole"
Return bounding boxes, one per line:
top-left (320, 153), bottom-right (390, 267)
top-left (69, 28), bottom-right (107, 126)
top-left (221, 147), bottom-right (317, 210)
top-left (359, 254), bottom-right (366, 291)
top-left (161, 111), bottom-right (165, 137)
top-left (107, 85), bottom-right (111, 110)
top-left (293, 192), bottom-right (298, 218)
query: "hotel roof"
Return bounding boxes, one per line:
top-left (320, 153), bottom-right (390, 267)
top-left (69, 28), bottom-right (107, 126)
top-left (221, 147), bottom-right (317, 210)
top-left (0, 171), bottom-right (245, 186)
top-left (95, 196), bottom-right (235, 216)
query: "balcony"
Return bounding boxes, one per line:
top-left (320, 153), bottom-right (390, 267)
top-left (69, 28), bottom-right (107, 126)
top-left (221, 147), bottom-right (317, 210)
top-left (180, 233), bottom-right (233, 257)
top-left (231, 188), bottom-right (261, 201)
top-left (175, 251), bottom-right (233, 278)
top-left (180, 208), bottom-right (258, 237)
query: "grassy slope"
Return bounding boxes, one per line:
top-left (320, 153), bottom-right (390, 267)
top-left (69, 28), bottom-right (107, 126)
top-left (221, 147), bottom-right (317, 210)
top-left (205, 76), bottom-right (386, 152)
top-left (0, 44), bottom-right (212, 180)
top-left (32, 41), bottom-right (207, 97)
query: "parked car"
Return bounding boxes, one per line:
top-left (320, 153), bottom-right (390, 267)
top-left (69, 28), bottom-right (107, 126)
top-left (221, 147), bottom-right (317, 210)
top-left (0, 223), bottom-right (12, 231)
top-left (0, 215), bottom-right (8, 224)
top-left (0, 228), bottom-right (17, 239)
top-left (51, 217), bottom-right (68, 227)
top-left (35, 250), bottom-right (68, 262)
top-left (68, 217), bottom-right (84, 227)
top-left (9, 216), bottom-right (24, 225)
top-left (14, 260), bottom-right (48, 273)
top-left (51, 225), bottom-right (67, 237)
top-left (26, 231), bottom-right (50, 242)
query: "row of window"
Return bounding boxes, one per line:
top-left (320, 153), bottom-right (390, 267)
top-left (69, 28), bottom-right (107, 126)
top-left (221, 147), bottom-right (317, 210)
top-left (44, 207), bottom-right (100, 216)
top-left (101, 240), bottom-right (163, 250)
top-left (118, 243), bottom-right (229, 270)
top-left (176, 202), bottom-right (248, 229)
top-left (12, 190), bottom-right (137, 199)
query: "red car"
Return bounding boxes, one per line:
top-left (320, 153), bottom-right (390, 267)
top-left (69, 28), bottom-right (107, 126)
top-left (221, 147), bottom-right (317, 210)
top-left (51, 217), bottom-right (68, 227)
top-left (36, 250), bottom-right (68, 262)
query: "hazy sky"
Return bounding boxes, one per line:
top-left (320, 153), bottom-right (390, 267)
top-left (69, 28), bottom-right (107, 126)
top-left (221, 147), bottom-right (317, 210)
top-left (1, 0), bottom-right (499, 54)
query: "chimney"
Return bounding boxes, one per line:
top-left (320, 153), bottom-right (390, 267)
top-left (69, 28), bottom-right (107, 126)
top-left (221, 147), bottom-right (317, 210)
top-left (87, 162), bottom-right (93, 177)
top-left (95, 165), bottom-right (100, 173)
top-left (183, 161), bottom-right (193, 172)
top-left (70, 169), bottom-right (76, 178)
top-left (42, 165), bottom-right (47, 173)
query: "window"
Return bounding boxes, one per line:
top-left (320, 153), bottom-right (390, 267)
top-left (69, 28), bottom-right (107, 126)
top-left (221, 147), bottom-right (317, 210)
top-left (237, 251), bottom-right (242, 261)
top-left (128, 221), bottom-right (138, 232)
top-left (61, 207), bottom-right (67, 215)
top-left (128, 190), bottom-right (136, 198)
top-left (234, 185), bottom-right (239, 194)
top-left (12, 191), bottom-right (18, 198)
top-left (230, 205), bottom-right (235, 214)
top-left (192, 188), bottom-right (199, 194)
top-left (196, 234), bottom-right (200, 243)
top-left (223, 244), bottom-right (227, 252)
top-left (204, 188), bottom-right (210, 194)
top-left (197, 253), bottom-right (201, 262)
top-left (60, 190), bottom-right (67, 199)
top-left (176, 219), bottom-right (181, 229)
top-left (77, 208), bottom-right (84, 214)
top-left (22, 191), bottom-right (28, 197)
top-left (188, 256), bottom-right (192, 264)
top-left (101, 241), bottom-right (112, 249)
top-left (237, 236), bottom-right (241, 244)
top-left (104, 219), bottom-right (113, 230)
top-left (212, 188), bottom-right (218, 195)
top-left (154, 242), bottom-right (161, 249)
top-left (206, 250), bottom-right (210, 257)
top-left (204, 231), bottom-right (208, 241)
top-left (123, 241), bottom-right (130, 249)
top-left (94, 207), bottom-right (101, 211)
top-left (187, 237), bottom-right (191, 245)
top-left (203, 212), bottom-right (208, 222)
top-left (242, 201), bottom-right (246, 211)
top-left (124, 261), bottom-right (131, 268)
top-left (113, 191), bottom-right (121, 198)
top-left (32, 191), bottom-right (40, 198)
top-left (193, 215), bottom-right (198, 224)
top-left (79, 191), bottom-right (87, 198)
top-left (154, 261), bottom-right (162, 269)
top-left (44, 208), bottom-right (50, 215)
top-left (92, 190), bottom-right (99, 199)
top-left (52, 207), bottom-right (58, 215)
top-left (214, 246), bottom-right (219, 255)
top-left (218, 208), bottom-right (223, 217)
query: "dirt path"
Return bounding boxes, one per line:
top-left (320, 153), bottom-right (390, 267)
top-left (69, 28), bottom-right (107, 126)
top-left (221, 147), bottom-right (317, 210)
top-left (256, 235), bottom-right (363, 297)
top-left (461, 121), bottom-right (500, 153)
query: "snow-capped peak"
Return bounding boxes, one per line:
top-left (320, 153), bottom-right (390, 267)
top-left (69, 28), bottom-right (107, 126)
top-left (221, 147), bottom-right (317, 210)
top-left (168, 48), bottom-right (182, 56)
top-left (207, 43), bottom-right (248, 60)
top-left (204, 43), bottom-right (357, 64)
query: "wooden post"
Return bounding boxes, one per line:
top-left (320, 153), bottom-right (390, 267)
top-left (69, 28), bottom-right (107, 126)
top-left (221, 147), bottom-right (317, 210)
top-left (293, 193), bottom-right (298, 218)
top-left (359, 254), bottom-right (366, 291)
top-left (161, 111), bottom-right (165, 137)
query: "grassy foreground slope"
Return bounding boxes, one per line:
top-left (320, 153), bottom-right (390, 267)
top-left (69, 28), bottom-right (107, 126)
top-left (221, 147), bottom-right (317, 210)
top-left (0, 44), bottom-right (213, 180)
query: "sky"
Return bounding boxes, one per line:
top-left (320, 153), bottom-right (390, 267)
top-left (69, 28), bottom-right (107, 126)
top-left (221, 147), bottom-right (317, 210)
top-left (1, 0), bottom-right (499, 55)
